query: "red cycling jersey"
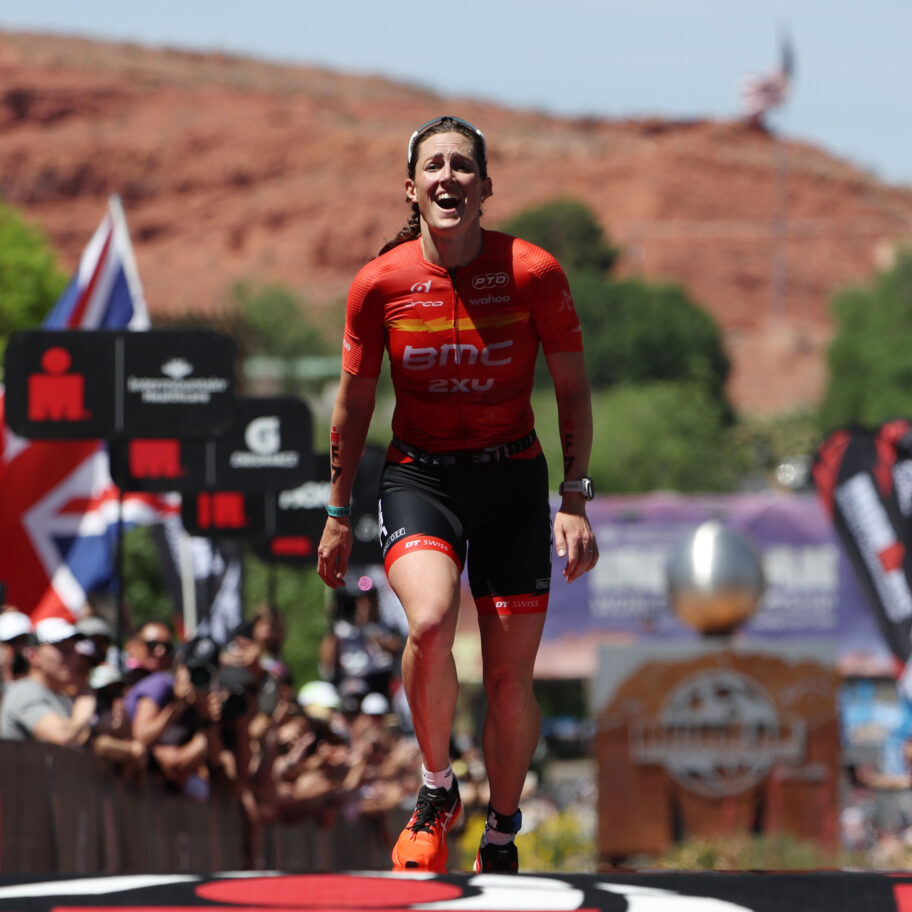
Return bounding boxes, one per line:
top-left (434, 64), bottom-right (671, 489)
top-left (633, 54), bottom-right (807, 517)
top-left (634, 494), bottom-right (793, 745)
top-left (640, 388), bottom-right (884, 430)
top-left (342, 230), bottom-right (582, 453)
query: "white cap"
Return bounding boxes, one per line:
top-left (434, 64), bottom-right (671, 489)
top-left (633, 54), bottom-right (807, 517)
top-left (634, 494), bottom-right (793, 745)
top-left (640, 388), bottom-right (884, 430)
top-left (0, 611), bottom-right (32, 643)
top-left (90, 663), bottom-right (123, 690)
top-left (297, 680), bottom-right (341, 711)
top-left (35, 617), bottom-right (80, 645)
top-left (361, 692), bottom-right (390, 716)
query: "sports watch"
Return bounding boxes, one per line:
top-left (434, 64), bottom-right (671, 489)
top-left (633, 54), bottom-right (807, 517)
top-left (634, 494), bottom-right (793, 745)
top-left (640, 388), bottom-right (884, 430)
top-left (559, 476), bottom-right (594, 500)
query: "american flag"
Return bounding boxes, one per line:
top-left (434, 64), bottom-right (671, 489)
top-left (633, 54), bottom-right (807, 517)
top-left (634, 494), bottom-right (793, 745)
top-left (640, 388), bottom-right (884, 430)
top-left (742, 36), bottom-right (795, 121)
top-left (0, 197), bottom-right (177, 621)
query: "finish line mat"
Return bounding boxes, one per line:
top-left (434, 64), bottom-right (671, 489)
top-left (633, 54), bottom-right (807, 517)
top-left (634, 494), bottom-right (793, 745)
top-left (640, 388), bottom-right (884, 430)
top-left (0, 872), bottom-right (911, 912)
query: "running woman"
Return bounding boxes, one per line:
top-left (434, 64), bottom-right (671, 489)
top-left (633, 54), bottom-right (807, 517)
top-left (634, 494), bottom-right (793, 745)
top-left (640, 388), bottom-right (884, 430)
top-left (317, 115), bottom-right (599, 874)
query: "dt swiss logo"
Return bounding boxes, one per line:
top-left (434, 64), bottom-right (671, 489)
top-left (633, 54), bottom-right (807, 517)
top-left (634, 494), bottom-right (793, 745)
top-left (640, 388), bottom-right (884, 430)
top-left (472, 272), bottom-right (509, 289)
top-left (410, 280), bottom-right (432, 293)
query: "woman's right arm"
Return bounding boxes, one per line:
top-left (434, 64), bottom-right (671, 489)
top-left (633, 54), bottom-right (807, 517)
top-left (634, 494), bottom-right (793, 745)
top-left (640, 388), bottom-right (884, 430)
top-left (317, 370), bottom-right (379, 589)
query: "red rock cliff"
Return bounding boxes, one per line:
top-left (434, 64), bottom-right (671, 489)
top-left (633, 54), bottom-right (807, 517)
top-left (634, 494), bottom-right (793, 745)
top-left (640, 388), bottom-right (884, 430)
top-left (2, 31), bottom-right (910, 414)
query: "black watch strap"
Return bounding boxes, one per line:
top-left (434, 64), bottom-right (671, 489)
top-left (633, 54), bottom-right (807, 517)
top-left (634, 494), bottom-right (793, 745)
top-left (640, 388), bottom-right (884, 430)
top-left (559, 476), bottom-right (594, 500)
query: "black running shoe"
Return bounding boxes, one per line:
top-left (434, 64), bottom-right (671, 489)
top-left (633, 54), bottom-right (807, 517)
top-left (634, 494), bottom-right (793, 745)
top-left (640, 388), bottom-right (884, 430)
top-left (473, 839), bottom-right (519, 874)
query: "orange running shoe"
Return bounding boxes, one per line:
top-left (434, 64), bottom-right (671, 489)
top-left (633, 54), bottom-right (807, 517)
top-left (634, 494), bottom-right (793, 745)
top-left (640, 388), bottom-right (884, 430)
top-left (391, 783), bottom-right (462, 873)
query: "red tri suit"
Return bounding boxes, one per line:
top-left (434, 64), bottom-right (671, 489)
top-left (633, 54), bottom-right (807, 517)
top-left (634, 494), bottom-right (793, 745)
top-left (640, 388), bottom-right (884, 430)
top-left (342, 231), bottom-right (582, 615)
top-left (342, 230), bottom-right (583, 456)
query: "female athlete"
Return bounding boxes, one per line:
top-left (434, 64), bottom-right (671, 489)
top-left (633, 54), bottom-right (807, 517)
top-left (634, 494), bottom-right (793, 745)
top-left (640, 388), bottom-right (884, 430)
top-left (317, 115), bottom-right (599, 874)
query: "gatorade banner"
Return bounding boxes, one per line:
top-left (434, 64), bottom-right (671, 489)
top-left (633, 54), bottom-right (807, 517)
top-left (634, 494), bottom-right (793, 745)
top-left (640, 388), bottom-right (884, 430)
top-left (812, 419), bottom-right (912, 664)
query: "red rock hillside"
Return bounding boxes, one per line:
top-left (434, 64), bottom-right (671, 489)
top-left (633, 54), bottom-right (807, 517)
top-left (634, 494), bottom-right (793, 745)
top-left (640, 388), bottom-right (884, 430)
top-left (2, 31), bottom-right (911, 415)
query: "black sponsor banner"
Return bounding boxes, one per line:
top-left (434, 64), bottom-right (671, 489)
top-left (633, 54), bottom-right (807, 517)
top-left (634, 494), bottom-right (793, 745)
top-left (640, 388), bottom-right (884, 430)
top-left (181, 490), bottom-right (268, 538)
top-left (110, 396), bottom-right (313, 493)
top-left (210, 396), bottom-right (313, 492)
top-left (812, 419), bottom-right (912, 662)
top-left (4, 329), bottom-right (235, 439)
top-left (109, 437), bottom-right (207, 491)
top-left (255, 445), bottom-right (384, 565)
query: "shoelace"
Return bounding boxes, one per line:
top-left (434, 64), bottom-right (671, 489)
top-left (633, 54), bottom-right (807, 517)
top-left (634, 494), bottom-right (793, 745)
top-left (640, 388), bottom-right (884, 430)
top-left (409, 789), bottom-right (451, 834)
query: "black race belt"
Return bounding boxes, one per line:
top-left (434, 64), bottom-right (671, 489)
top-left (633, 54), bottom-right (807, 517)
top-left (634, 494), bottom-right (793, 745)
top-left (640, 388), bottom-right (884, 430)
top-left (391, 430), bottom-right (537, 466)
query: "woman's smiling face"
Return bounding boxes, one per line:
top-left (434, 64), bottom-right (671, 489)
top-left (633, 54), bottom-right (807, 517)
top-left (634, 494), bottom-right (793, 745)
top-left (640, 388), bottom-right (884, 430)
top-left (406, 131), bottom-right (492, 240)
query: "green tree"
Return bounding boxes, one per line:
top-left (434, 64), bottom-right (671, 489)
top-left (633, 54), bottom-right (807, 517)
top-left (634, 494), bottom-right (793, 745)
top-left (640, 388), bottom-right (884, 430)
top-left (0, 200), bottom-right (67, 370)
top-left (504, 199), bottom-right (732, 420)
top-left (571, 274), bottom-right (732, 416)
top-left (533, 383), bottom-right (743, 493)
top-left (500, 198), bottom-right (619, 274)
top-left (819, 251), bottom-right (912, 431)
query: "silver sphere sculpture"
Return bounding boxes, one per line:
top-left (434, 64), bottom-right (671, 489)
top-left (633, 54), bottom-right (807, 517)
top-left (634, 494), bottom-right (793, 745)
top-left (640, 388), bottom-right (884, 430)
top-left (666, 521), bottom-right (765, 636)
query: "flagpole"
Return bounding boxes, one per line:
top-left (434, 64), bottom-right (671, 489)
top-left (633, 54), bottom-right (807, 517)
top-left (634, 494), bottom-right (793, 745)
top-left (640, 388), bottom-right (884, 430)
top-left (114, 484), bottom-right (126, 671)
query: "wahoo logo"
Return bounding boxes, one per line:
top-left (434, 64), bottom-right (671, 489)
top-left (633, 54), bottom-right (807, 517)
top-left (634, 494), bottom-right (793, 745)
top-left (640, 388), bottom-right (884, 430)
top-left (410, 280), bottom-right (432, 293)
top-left (469, 293), bottom-right (512, 307)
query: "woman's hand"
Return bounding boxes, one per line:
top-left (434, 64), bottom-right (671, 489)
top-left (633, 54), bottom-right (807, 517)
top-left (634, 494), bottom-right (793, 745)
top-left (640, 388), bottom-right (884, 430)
top-left (554, 507), bottom-right (599, 583)
top-left (317, 516), bottom-right (353, 589)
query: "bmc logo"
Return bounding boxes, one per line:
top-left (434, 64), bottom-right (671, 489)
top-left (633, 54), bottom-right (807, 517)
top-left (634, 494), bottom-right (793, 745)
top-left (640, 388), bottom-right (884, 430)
top-left (403, 340), bottom-right (513, 370)
top-left (472, 272), bottom-right (509, 289)
top-left (410, 280), bottom-right (432, 293)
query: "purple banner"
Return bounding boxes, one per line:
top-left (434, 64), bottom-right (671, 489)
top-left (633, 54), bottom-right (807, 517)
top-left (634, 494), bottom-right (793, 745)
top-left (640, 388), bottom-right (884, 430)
top-left (537, 492), bottom-right (891, 678)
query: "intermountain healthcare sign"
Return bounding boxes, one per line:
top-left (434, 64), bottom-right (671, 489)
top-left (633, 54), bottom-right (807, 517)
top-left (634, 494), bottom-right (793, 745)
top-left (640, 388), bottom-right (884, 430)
top-left (536, 491), bottom-right (886, 678)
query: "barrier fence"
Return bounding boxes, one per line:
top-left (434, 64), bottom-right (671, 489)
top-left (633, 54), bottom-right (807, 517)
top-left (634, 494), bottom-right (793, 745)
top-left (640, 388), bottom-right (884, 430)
top-left (0, 741), bottom-right (400, 874)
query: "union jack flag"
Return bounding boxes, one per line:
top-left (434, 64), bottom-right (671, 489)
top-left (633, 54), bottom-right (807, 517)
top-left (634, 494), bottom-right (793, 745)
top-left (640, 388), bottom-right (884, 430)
top-left (0, 196), bottom-right (177, 621)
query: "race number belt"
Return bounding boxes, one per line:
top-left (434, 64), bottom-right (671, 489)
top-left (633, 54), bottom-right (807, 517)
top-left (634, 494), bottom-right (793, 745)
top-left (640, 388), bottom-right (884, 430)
top-left (391, 430), bottom-right (537, 466)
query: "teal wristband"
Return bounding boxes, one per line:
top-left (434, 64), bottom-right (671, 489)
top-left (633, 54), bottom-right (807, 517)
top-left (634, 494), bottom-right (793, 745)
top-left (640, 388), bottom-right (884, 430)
top-left (326, 503), bottom-right (352, 518)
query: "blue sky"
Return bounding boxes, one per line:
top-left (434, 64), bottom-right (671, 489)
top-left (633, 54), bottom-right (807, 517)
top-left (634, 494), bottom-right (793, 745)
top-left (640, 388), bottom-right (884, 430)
top-left (3, 0), bottom-right (911, 185)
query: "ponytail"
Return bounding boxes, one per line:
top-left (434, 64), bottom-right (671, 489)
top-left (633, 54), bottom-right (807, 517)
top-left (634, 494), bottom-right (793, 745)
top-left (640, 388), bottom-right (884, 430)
top-left (377, 204), bottom-right (421, 257)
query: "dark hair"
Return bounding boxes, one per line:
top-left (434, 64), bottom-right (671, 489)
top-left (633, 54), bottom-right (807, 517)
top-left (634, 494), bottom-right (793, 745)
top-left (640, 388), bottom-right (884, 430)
top-left (378, 116), bottom-right (488, 257)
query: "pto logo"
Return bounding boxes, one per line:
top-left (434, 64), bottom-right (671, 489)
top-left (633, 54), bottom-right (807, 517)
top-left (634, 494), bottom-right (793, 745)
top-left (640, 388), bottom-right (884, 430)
top-left (472, 272), bottom-right (509, 289)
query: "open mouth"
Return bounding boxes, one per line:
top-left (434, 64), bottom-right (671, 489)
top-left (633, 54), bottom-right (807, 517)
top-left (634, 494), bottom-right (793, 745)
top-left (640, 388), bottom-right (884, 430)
top-left (435, 194), bottom-right (460, 211)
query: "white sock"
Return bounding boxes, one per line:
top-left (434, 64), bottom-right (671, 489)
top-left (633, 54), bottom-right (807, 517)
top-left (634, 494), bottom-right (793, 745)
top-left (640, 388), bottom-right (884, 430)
top-left (482, 827), bottom-right (515, 846)
top-left (422, 764), bottom-right (454, 791)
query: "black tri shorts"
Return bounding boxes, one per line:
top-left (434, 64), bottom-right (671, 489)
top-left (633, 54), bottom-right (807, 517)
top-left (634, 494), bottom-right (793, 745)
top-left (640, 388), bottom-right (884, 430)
top-left (378, 451), bottom-right (553, 616)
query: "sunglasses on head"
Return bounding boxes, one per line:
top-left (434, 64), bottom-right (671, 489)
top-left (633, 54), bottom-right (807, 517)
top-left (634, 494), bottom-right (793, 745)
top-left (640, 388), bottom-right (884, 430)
top-left (407, 116), bottom-right (486, 167)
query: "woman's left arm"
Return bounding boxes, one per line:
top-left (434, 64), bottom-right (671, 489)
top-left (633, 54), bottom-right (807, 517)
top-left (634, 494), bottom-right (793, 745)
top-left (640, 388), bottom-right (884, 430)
top-left (544, 349), bottom-right (599, 583)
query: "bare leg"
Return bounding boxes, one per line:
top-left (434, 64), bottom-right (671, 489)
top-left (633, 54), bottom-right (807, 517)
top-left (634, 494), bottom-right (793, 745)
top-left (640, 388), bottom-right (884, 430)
top-left (387, 550), bottom-right (463, 772)
top-left (478, 611), bottom-right (547, 814)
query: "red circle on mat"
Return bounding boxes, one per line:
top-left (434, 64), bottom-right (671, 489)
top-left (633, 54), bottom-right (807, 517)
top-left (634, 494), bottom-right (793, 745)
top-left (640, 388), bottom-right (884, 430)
top-left (196, 875), bottom-right (463, 908)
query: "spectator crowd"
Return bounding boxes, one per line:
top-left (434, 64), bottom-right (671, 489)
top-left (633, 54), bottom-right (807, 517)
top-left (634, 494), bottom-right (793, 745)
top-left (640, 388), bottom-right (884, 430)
top-left (0, 584), bottom-right (498, 867)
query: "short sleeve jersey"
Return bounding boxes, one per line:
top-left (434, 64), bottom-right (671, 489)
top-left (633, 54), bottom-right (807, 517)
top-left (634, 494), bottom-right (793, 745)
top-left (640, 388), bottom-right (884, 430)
top-left (0, 677), bottom-right (72, 741)
top-left (342, 230), bottom-right (582, 451)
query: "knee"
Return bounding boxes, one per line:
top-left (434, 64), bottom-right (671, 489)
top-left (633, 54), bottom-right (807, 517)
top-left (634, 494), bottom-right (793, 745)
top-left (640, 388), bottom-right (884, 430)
top-left (483, 667), bottom-right (536, 720)
top-left (407, 606), bottom-right (456, 658)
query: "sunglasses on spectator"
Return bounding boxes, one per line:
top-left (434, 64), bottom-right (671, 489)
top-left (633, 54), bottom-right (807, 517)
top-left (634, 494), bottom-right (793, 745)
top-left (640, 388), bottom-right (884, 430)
top-left (407, 116), bottom-right (486, 167)
top-left (144, 639), bottom-right (172, 651)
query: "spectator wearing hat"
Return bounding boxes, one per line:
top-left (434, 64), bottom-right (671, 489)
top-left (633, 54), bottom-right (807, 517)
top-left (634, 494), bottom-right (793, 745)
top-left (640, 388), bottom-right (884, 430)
top-left (0, 609), bottom-right (33, 695)
top-left (85, 663), bottom-right (147, 777)
top-left (76, 615), bottom-right (115, 668)
top-left (0, 617), bottom-right (96, 745)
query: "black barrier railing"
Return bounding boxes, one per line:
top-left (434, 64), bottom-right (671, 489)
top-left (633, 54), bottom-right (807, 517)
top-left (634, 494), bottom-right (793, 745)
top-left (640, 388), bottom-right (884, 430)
top-left (0, 741), bottom-right (403, 874)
